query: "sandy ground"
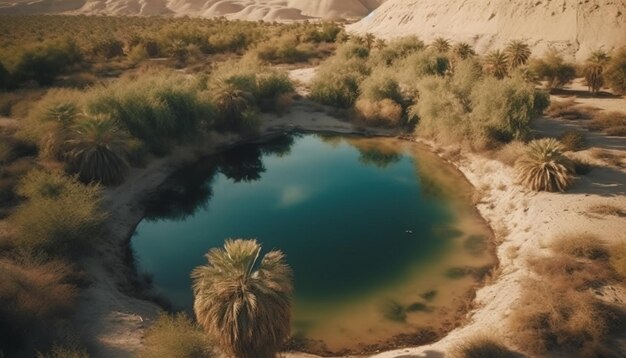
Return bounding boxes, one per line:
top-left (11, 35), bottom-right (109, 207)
top-left (64, 71), bottom-right (626, 357)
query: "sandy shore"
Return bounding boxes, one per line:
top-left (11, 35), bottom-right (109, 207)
top-left (72, 72), bottom-right (626, 357)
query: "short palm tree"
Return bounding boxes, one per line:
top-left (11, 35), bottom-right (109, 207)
top-left (45, 103), bottom-right (80, 124)
top-left (515, 138), bottom-right (575, 192)
top-left (192, 239), bottom-right (293, 358)
top-left (584, 50), bottom-right (611, 95)
top-left (432, 37), bottom-right (451, 53)
top-left (66, 116), bottom-right (130, 185)
top-left (484, 50), bottom-right (509, 79)
top-left (504, 40), bottom-right (532, 69)
top-left (452, 42), bottom-right (475, 61)
top-left (212, 81), bottom-right (255, 131)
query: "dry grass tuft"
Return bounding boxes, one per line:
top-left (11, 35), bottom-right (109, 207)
top-left (558, 129), bottom-right (587, 152)
top-left (493, 141), bottom-right (526, 166)
top-left (509, 279), bottom-right (610, 356)
top-left (590, 148), bottom-right (624, 167)
top-left (551, 233), bottom-right (609, 260)
top-left (588, 204), bottom-right (625, 217)
top-left (450, 335), bottom-right (520, 358)
top-left (354, 98), bottom-right (403, 127)
top-left (588, 111), bottom-right (626, 136)
top-left (530, 254), bottom-right (614, 290)
top-left (139, 313), bottom-right (213, 358)
top-left (546, 98), bottom-right (594, 120)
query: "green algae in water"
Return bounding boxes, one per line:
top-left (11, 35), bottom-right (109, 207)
top-left (131, 134), bottom-right (495, 353)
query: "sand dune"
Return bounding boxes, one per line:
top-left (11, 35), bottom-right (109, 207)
top-left (348, 0), bottom-right (626, 61)
top-left (0, 0), bottom-right (385, 20)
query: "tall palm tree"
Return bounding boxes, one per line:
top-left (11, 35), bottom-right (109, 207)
top-left (484, 50), bottom-right (509, 79)
top-left (504, 40), bottom-right (532, 69)
top-left (192, 239), bottom-right (293, 358)
top-left (452, 42), bottom-right (476, 61)
top-left (432, 37), bottom-right (451, 53)
top-left (583, 50), bottom-right (611, 95)
top-left (66, 115), bottom-right (129, 185)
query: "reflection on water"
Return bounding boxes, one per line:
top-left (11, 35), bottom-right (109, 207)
top-left (132, 134), bottom-right (495, 353)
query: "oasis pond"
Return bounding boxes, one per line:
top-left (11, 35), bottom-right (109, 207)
top-left (132, 134), bottom-right (495, 353)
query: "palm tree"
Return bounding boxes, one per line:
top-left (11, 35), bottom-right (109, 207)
top-left (515, 138), bottom-right (575, 192)
top-left (192, 239), bottom-right (293, 358)
top-left (364, 33), bottom-right (376, 50)
top-left (484, 50), bottom-right (509, 79)
top-left (583, 50), bottom-right (611, 95)
top-left (66, 115), bottom-right (129, 185)
top-left (212, 80), bottom-right (255, 131)
top-left (432, 37), bottom-right (451, 53)
top-left (452, 42), bottom-right (475, 61)
top-left (504, 40), bottom-right (532, 69)
top-left (45, 103), bottom-right (80, 125)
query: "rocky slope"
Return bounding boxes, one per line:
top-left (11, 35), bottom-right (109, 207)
top-left (348, 0), bottom-right (626, 60)
top-left (0, 0), bottom-right (385, 20)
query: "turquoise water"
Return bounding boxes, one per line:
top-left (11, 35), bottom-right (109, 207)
top-left (132, 134), bottom-right (494, 352)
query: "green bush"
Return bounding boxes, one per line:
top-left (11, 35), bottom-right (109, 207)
top-left (89, 36), bottom-right (124, 59)
top-left (358, 67), bottom-right (402, 103)
top-left (372, 36), bottom-right (425, 66)
top-left (412, 76), bottom-right (467, 140)
top-left (11, 170), bottom-right (105, 257)
top-left (256, 71), bottom-right (294, 112)
top-left (396, 50), bottom-right (450, 90)
top-left (470, 76), bottom-right (549, 143)
top-left (529, 50), bottom-right (576, 90)
top-left (606, 47), bottom-right (626, 95)
top-left (252, 35), bottom-right (314, 64)
top-left (86, 73), bottom-right (212, 154)
top-left (139, 313), bottom-right (213, 358)
top-left (8, 38), bottom-right (83, 86)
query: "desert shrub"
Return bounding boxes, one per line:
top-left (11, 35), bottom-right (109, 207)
top-left (139, 313), bottom-right (213, 358)
top-left (19, 89), bottom-right (84, 159)
top-left (354, 98), bottom-right (403, 127)
top-left (509, 279), bottom-right (609, 356)
top-left (86, 72), bottom-right (212, 154)
top-left (451, 336), bottom-right (519, 358)
top-left (588, 111), bottom-right (626, 136)
top-left (0, 259), bottom-right (78, 354)
top-left (89, 36), bottom-right (124, 59)
top-left (8, 38), bottom-right (83, 86)
top-left (470, 76), bottom-right (549, 143)
top-left (546, 98), bottom-right (594, 120)
top-left (372, 35), bottom-right (425, 66)
top-left (551, 233), bottom-right (609, 260)
top-left (358, 68), bottom-right (402, 103)
top-left (559, 129), bottom-right (587, 151)
top-left (515, 138), bottom-right (575, 192)
top-left (450, 58), bottom-right (484, 110)
top-left (128, 44), bottom-right (150, 65)
top-left (583, 50), bottom-right (610, 95)
top-left (530, 253), bottom-right (614, 290)
top-left (493, 140), bottom-right (527, 166)
top-left (309, 53), bottom-right (368, 108)
top-left (610, 242), bottom-right (626, 278)
top-left (304, 22), bottom-right (342, 43)
top-left (255, 71), bottom-right (295, 112)
top-left (412, 76), bottom-right (467, 141)
top-left (605, 47), bottom-right (626, 95)
top-left (252, 35), bottom-right (314, 64)
top-left (65, 116), bottom-right (130, 185)
top-left (11, 170), bottom-right (105, 257)
top-left (529, 50), bottom-right (576, 90)
top-left (396, 50), bottom-right (450, 89)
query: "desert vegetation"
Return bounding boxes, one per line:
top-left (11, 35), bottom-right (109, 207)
top-left (191, 239), bottom-right (293, 358)
top-left (515, 138), bottom-right (575, 192)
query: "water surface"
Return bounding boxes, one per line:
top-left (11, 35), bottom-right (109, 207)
top-left (132, 134), bottom-right (494, 352)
